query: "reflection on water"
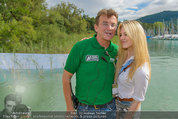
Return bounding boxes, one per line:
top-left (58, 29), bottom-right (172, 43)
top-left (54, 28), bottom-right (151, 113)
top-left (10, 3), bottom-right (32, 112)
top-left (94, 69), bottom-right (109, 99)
top-left (148, 39), bottom-right (178, 57)
top-left (0, 39), bottom-right (178, 111)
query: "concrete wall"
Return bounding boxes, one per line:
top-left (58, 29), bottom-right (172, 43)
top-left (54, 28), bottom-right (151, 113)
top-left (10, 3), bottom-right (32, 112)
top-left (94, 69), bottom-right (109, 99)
top-left (0, 53), bottom-right (68, 69)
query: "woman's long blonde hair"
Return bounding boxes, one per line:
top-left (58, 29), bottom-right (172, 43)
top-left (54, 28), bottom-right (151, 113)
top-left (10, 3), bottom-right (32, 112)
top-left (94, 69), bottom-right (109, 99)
top-left (114, 20), bottom-right (151, 82)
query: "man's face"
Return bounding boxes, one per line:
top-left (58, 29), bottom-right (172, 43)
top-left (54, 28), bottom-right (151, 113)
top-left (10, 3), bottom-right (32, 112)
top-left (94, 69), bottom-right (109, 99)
top-left (5, 100), bottom-right (16, 114)
top-left (95, 15), bottom-right (117, 41)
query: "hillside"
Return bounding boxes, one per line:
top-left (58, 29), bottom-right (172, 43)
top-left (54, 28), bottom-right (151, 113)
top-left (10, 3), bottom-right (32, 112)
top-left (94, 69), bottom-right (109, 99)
top-left (137, 11), bottom-right (178, 23)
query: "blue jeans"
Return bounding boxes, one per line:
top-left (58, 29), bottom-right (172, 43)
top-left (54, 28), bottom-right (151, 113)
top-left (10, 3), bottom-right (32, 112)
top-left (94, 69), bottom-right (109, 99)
top-left (77, 99), bottom-right (116, 119)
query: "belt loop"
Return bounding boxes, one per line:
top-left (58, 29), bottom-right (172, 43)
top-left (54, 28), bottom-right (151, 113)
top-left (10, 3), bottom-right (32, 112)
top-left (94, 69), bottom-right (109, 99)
top-left (107, 104), bottom-right (111, 110)
top-left (85, 104), bottom-right (88, 109)
top-left (78, 102), bottom-right (80, 107)
top-left (94, 105), bottom-right (99, 109)
top-left (107, 99), bottom-right (113, 110)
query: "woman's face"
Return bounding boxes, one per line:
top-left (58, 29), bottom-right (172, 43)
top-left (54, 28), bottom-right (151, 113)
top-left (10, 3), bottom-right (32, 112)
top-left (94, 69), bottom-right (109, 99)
top-left (119, 27), bottom-right (133, 50)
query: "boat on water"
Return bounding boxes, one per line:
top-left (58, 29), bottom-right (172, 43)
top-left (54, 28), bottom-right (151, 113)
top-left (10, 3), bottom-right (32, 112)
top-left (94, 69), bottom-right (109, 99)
top-left (150, 34), bottom-right (178, 40)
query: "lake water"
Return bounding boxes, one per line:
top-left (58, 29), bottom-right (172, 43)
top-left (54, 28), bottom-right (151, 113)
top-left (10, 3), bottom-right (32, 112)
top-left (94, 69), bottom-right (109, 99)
top-left (142, 39), bottom-right (178, 111)
top-left (0, 39), bottom-right (178, 111)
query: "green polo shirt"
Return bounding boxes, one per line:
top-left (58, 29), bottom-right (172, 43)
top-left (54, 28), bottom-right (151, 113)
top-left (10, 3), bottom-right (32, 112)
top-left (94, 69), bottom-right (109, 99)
top-left (64, 35), bottom-right (118, 105)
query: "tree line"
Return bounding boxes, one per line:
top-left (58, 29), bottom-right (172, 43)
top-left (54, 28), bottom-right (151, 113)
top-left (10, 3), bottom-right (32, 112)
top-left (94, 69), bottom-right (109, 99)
top-left (0, 0), bottom-right (95, 53)
top-left (141, 20), bottom-right (178, 36)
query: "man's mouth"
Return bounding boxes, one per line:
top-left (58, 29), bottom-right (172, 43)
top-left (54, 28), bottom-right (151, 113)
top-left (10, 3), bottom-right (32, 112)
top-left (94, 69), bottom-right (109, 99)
top-left (105, 32), bottom-right (112, 36)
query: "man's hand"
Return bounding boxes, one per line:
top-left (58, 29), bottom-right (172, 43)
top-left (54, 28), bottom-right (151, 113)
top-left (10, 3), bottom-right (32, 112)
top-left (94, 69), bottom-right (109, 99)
top-left (80, 37), bottom-right (91, 41)
top-left (65, 110), bottom-right (77, 119)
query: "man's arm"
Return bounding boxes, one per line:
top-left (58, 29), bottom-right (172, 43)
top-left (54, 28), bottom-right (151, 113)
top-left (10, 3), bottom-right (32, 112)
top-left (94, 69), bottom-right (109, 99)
top-left (62, 70), bottom-right (74, 111)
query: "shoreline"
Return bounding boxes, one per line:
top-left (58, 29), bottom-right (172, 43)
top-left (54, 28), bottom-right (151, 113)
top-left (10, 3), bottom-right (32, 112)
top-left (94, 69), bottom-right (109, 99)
top-left (150, 34), bottom-right (178, 40)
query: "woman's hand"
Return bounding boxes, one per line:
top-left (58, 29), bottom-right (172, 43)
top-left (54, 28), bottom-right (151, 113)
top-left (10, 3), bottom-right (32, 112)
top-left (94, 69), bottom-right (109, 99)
top-left (124, 100), bottom-right (141, 119)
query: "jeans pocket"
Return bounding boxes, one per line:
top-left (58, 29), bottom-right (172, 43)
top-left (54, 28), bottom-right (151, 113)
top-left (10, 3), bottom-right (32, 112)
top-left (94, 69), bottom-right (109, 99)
top-left (77, 105), bottom-right (86, 111)
top-left (107, 99), bottom-right (116, 111)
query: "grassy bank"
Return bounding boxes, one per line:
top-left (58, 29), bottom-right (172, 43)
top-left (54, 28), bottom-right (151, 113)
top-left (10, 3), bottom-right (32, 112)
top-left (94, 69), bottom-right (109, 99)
top-left (2, 33), bottom-right (119, 54)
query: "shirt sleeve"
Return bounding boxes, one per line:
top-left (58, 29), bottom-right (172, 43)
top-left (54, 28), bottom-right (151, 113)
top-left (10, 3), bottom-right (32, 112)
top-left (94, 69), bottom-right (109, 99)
top-left (64, 42), bottom-right (81, 74)
top-left (132, 64), bottom-right (149, 101)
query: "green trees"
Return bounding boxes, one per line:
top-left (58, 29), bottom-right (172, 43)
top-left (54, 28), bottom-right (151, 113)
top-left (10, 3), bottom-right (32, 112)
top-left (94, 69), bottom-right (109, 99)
top-left (83, 14), bottom-right (95, 33)
top-left (0, 16), bottom-right (36, 52)
top-left (153, 22), bottom-right (165, 35)
top-left (52, 2), bottom-right (87, 33)
top-left (0, 0), bottom-right (45, 52)
top-left (141, 22), bottom-right (166, 36)
top-left (0, 1), bottom-right (94, 53)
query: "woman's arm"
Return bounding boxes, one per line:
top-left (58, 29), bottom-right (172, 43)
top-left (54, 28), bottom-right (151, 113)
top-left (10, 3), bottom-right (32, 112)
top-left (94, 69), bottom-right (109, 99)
top-left (124, 64), bottom-right (149, 119)
top-left (124, 100), bottom-right (141, 119)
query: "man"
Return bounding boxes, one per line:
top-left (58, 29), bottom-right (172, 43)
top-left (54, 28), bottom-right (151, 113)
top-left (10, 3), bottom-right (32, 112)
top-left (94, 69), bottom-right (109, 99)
top-left (1, 94), bottom-right (20, 119)
top-left (62, 8), bottom-right (118, 118)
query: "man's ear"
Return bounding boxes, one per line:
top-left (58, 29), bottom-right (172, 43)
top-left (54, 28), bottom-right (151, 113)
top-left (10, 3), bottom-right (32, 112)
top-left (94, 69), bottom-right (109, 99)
top-left (94, 24), bottom-right (98, 32)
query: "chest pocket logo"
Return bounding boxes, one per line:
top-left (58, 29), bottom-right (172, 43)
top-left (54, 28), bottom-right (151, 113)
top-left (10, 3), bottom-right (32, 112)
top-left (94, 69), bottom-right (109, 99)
top-left (86, 55), bottom-right (99, 62)
top-left (110, 58), bottom-right (115, 62)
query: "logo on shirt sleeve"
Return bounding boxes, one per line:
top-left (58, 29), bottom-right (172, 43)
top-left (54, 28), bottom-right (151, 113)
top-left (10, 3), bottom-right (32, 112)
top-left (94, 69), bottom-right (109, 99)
top-left (86, 55), bottom-right (99, 62)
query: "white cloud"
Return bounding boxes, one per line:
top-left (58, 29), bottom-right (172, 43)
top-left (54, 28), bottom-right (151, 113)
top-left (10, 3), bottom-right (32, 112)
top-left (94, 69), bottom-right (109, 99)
top-left (135, 0), bottom-right (178, 19)
top-left (46, 0), bottom-right (178, 20)
top-left (130, 6), bottom-right (139, 9)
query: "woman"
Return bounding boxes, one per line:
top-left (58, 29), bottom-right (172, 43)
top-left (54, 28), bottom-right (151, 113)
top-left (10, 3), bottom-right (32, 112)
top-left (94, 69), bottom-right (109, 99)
top-left (113, 20), bottom-right (151, 119)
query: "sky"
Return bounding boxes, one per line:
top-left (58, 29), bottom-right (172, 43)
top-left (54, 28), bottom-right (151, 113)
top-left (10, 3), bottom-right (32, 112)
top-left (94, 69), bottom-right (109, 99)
top-left (46, 0), bottom-right (178, 21)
